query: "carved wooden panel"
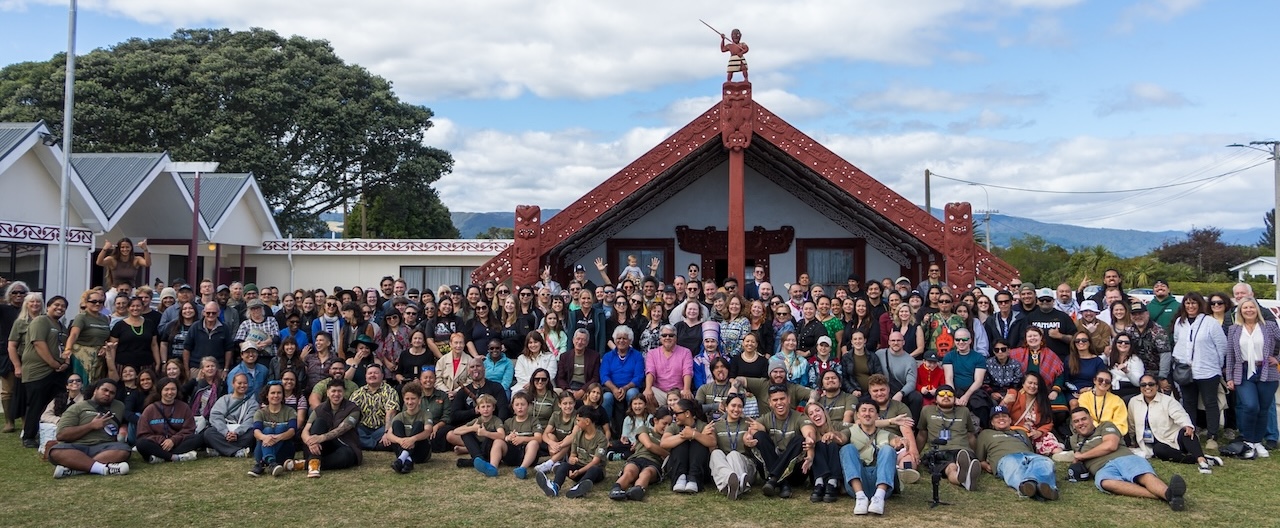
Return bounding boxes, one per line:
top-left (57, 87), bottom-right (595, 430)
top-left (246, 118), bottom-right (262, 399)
top-left (720, 81), bottom-right (753, 151)
top-left (944, 203), bottom-right (977, 296)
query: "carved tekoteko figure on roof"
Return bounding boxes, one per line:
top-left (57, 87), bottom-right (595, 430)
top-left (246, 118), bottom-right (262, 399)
top-left (720, 29), bottom-right (749, 82)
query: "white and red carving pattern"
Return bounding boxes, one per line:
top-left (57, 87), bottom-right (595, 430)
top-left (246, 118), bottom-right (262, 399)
top-left (260, 239), bottom-right (511, 254)
top-left (0, 221), bottom-right (93, 245)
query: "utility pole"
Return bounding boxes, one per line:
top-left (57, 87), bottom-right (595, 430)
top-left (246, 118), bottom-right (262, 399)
top-left (975, 209), bottom-right (999, 251)
top-left (1228, 140), bottom-right (1280, 299)
top-left (924, 169), bottom-right (931, 217)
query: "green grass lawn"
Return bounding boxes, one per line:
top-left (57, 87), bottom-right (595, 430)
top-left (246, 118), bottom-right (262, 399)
top-left (1, 432), bottom-right (1278, 528)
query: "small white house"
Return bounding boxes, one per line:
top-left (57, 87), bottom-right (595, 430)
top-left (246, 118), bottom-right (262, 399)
top-left (1230, 256), bottom-right (1276, 283)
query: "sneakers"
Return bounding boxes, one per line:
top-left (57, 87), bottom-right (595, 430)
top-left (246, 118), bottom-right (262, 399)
top-left (761, 479), bottom-right (778, 497)
top-left (535, 469), bottom-right (559, 497)
top-left (402, 459), bottom-right (414, 474)
top-left (1165, 474), bottom-right (1186, 511)
top-left (898, 467), bottom-right (921, 485)
top-left (1254, 442), bottom-right (1271, 458)
top-left (233, 448), bottom-right (251, 458)
top-left (53, 465), bottom-right (84, 479)
top-left (626, 485), bottom-right (646, 501)
top-left (283, 458), bottom-right (305, 471)
top-left (205, 448), bottom-right (218, 457)
top-left (868, 493), bottom-right (885, 515)
top-left (1018, 480), bottom-right (1037, 498)
top-left (457, 458), bottom-right (473, 468)
top-left (609, 485), bottom-right (628, 501)
top-left (473, 458), bottom-right (499, 477)
top-left (148, 455), bottom-right (164, 465)
top-left (673, 474), bottom-right (689, 493)
top-left (726, 473), bottom-right (742, 500)
top-left (565, 479), bottom-right (593, 498)
top-left (392, 459), bottom-right (405, 474)
top-left (1266, 439), bottom-right (1278, 451)
top-left (810, 483), bottom-right (826, 503)
top-left (1240, 443), bottom-right (1258, 460)
top-left (823, 483), bottom-right (838, 503)
top-left (1197, 461), bottom-right (1212, 474)
top-left (1204, 438), bottom-right (1219, 451)
top-left (176, 451), bottom-right (198, 462)
top-left (685, 480), bottom-right (699, 493)
top-left (1038, 482), bottom-right (1059, 501)
top-left (269, 463), bottom-right (284, 477)
top-left (105, 462), bottom-right (129, 476)
top-left (534, 459), bottom-right (557, 473)
top-left (956, 450), bottom-right (978, 491)
top-left (778, 484), bottom-right (793, 498)
top-left (307, 459), bottom-right (321, 478)
top-left (514, 466), bottom-right (528, 480)
top-left (1204, 455), bottom-right (1224, 466)
top-left (607, 452), bottom-right (624, 462)
top-left (854, 494), bottom-right (870, 515)
top-left (248, 461), bottom-right (266, 477)
top-left (1051, 451), bottom-right (1076, 463)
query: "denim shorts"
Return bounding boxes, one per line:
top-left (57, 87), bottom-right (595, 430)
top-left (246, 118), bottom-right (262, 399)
top-left (1094, 455), bottom-right (1155, 491)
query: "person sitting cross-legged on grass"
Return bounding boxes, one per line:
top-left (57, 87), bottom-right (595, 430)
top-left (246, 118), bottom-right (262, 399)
top-left (248, 381), bottom-right (297, 477)
top-left (48, 378), bottom-right (132, 478)
top-left (840, 399), bottom-right (902, 516)
top-left (299, 378), bottom-right (363, 478)
top-left (500, 392), bottom-right (544, 479)
top-left (1064, 407), bottom-right (1187, 511)
top-left (534, 391), bottom-right (579, 474)
top-left (453, 393), bottom-right (506, 476)
top-left (386, 381), bottom-right (435, 474)
top-left (609, 406), bottom-right (672, 501)
top-left (136, 377), bottom-right (202, 465)
top-left (976, 405), bottom-right (1058, 500)
top-left (748, 384), bottom-right (808, 499)
top-left (536, 405), bottom-right (609, 498)
top-left (202, 373), bottom-right (259, 458)
top-left (801, 401), bottom-right (844, 503)
top-left (709, 394), bottom-right (756, 500)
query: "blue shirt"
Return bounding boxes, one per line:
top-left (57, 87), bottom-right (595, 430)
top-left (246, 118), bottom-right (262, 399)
top-left (279, 327), bottom-right (311, 351)
top-left (484, 355), bottom-right (515, 390)
top-left (227, 362), bottom-right (270, 397)
top-left (943, 350), bottom-right (986, 393)
top-left (600, 347), bottom-right (646, 390)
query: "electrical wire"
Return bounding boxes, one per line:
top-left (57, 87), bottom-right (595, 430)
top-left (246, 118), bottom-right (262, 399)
top-left (928, 156), bottom-right (1268, 194)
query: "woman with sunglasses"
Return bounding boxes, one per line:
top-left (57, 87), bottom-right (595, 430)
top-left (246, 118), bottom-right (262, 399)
top-left (467, 301), bottom-right (502, 355)
top-left (498, 294), bottom-right (534, 360)
top-left (1129, 374), bottom-right (1224, 472)
top-left (770, 303), bottom-right (796, 356)
top-left (1065, 331), bottom-right (1107, 409)
top-left (605, 295), bottom-right (634, 350)
top-left (36, 374), bottom-right (86, 450)
top-left (1170, 292), bottom-right (1227, 447)
top-left (1108, 335), bottom-right (1145, 400)
top-left (660, 398), bottom-right (714, 494)
top-left (1076, 370), bottom-right (1129, 436)
top-left (482, 338), bottom-right (515, 394)
top-left (66, 288), bottom-right (112, 384)
top-left (1206, 292), bottom-right (1234, 330)
top-left (376, 309), bottom-right (410, 377)
top-left (1224, 297), bottom-right (1280, 459)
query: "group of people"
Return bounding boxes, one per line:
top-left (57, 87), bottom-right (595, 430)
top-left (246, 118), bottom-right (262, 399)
top-left (4, 256), bottom-right (1273, 515)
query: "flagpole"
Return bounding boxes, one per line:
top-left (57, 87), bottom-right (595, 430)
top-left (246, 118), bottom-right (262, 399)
top-left (57, 0), bottom-right (78, 297)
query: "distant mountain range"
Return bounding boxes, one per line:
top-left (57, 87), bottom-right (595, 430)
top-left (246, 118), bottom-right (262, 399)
top-left (321, 210), bottom-right (1261, 258)
top-left (447, 209), bottom-right (1264, 258)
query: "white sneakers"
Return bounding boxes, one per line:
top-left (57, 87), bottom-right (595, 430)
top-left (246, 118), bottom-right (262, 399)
top-left (176, 451), bottom-right (198, 462)
top-left (53, 465), bottom-right (84, 479)
top-left (105, 462), bottom-right (130, 476)
top-left (1253, 442), bottom-right (1271, 458)
top-left (868, 493), bottom-right (886, 515)
top-left (854, 494), bottom-right (870, 515)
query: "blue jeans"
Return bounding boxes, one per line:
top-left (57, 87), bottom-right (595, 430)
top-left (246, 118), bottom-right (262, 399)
top-left (995, 452), bottom-right (1056, 492)
top-left (603, 387), bottom-right (640, 417)
top-left (254, 422), bottom-right (295, 463)
top-left (1234, 377), bottom-right (1279, 443)
top-left (357, 425), bottom-right (386, 450)
top-left (839, 443), bottom-right (896, 496)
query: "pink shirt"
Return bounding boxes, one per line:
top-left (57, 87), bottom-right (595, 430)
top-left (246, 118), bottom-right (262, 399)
top-left (646, 345), bottom-right (693, 391)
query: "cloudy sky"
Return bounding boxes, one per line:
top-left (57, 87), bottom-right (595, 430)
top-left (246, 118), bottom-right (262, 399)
top-left (0, 0), bottom-right (1275, 233)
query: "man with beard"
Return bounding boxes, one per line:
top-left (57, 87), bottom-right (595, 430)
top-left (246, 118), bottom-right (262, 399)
top-left (48, 378), bottom-right (132, 478)
top-left (840, 399), bottom-right (903, 515)
top-left (976, 405), bottom-right (1059, 500)
top-left (348, 365), bottom-right (400, 451)
top-left (1064, 407), bottom-right (1187, 511)
top-left (1076, 268), bottom-right (1130, 313)
top-left (1025, 288), bottom-right (1076, 360)
top-left (746, 384), bottom-right (809, 499)
top-left (984, 289), bottom-right (1028, 349)
top-left (867, 374), bottom-right (920, 483)
top-left (448, 356), bottom-right (511, 430)
top-left (917, 384), bottom-right (980, 491)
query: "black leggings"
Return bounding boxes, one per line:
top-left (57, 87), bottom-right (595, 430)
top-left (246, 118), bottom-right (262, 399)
top-left (810, 441), bottom-right (842, 481)
top-left (554, 462), bottom-right (605, 486)
top-left (461, 432), bottom-right (492, 461)
top-left (753, 431), bottom-right (804, 481)
top-left (391, 420), bottom-right (432, 463)
top-left (1150, 434), bottom-right (1205, 465)
top-left (136, 435), bottom-right (205, 461)
top-left (666, 440), bottom-right (710, 482)
top-left (1180, 376), bottom-right (1221, 437)
top-left (22, 375), bottom-right (59, 443)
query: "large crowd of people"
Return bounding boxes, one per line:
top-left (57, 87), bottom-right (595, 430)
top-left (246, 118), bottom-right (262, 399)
top-left (5, 257), bottom-right (1277, 515)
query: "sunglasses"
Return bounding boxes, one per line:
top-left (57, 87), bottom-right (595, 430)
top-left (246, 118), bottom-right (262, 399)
top-left (487, 346), bottom-right (503, 351)
top-left (87, 299), bottom-right (104, 305)
top-left (955, 337), bottom-right (970, 342)
top-left (476, 304), bottom-right (488, 309)
top-left (484, 286), bottom-right (495, 291)
top-left (630, 299), bottom-right (642, 303)
top-left (404, 311), bottom-right (417, 316)
top-left (938, 300), bottom-right (952, 304)
top-left (993, 346), bottom-right (1009, 352)
top-left (1115, 340), bottom-right (1130, 345)
top-left (937, 390), bottom-right (954, 398)
top-left (519, 292), bottom-right (532, 297)
top-left (604, 289), bottom-right (615, 294)
top-left (1139, 382), bottom-right (1158, 388)
top-left (1095, 377), bottom-right (1112, 383)
top-left (660, 334), bottom-right (676, 338)
top-left (10, 290), bottom-right (28, 296)
top-left (533, 378), bottom-right (549, 382)
top-left (67, 379), bottom-right (83, 383)
top-left (1074, 338), bottom-right (1090, 343)
top-left (996, 299), bottom-right (1011, 304)
top-left (1209, 301), bottom-right (1225, 306)
top-left (775, 312), bottom-right (789, 316)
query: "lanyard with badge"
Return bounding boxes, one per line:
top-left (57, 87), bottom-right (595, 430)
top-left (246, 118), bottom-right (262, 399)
top-left (936, 408), bottom-right (957, 443)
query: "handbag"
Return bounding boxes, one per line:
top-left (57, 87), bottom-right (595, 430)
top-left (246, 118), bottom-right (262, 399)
top-left (1171, 317), bottom-right (1203, 385)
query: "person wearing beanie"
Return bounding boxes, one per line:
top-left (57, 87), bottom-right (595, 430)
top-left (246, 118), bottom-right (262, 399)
top-left (692, 323), bottom-right (725, 389)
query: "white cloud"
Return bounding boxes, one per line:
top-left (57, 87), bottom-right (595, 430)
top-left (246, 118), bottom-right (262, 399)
top-left (1095, 82), bottom-right (1193, 116)
top-left (946, 109), bottom-right (1034, 133)
top-left (14, 0), bottom-right (1079, 100)
top-left (852, 85), bottom-right (1047, 113)
top-left (1114, 0), bottom-right (1204, 33)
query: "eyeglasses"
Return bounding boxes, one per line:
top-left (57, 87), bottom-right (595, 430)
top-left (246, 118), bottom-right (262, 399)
top-left (519, 292), bottom-right (532, 297)
top-left (996, 299), bottom-right (1011, 304)
top-left (938, 300), bottom-right (952, 304)
top-left (630, 299), bottom-right (642, 303)
top-left (775, 312), bottom-right (789, 316)
top-left (204, 311), bottom-right (219, 315)
top-left (10, 290), bottom-right (27, 296)
top-left (1009, 283), bottom-right (1022, 287)
top-left (604, 289), bottom-right (615, 294)
top-left (476, 305), bottom-right (488, 310)
top-left (404, 311), bottom-right (417, 316)
top-left (1094, 377), bottom-right (1112, 384)
top-left (497, 289), bottom-right (510, 295)
top-left (660, 333), bottom-right (676, 338)
top-left (1115, 340), bottom-right (1130, 345)
top-left (1074, 338), bottom-right (1090, 343)
top-left (936, 390), bottom-right (954, 398)
top-left (484, 286), bottom-right (495, 291)
top-left (929, 269), bottom-right (940, 273)
top-left (67, 379), bottom-right (82, 384)
top-left (487, 346), bottom-right (503, 351)
top-left (1139, 382), bottom-right (1158, 388)
top-left (726, 285), bottom-right (736, 290)
top-left (326, 303), bottom-right (337, 308)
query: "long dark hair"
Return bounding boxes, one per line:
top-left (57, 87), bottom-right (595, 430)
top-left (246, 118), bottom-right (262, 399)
top-left (675, 398), bottom-right (709, 424)
top-left (144, 377), bottom-right (181, 407)
top-left (1022, 371), bottom-right (1052, 427)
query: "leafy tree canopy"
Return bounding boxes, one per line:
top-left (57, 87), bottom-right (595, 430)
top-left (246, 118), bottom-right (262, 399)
top-left (0, 28), bottom-right (454, 236)
top-left (345, 183), bottom-right (459, 239)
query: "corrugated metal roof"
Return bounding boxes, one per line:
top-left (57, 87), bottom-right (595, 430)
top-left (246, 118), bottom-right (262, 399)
top-left (0, 123), bottom-right (39, 163)
top-left (72, 153), bottom-right (165, 218)
top-left (179, 173), bottom-right (250, 229)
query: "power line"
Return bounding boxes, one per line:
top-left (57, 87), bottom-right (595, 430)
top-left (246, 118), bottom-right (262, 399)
top-left (929, 158), bottom-right (1269, 194)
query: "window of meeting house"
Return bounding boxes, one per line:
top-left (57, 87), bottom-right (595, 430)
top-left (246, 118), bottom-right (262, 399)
top-left (0, 243), bottom-right (46, 292)
top-left (804, 247), bottom-right (854, 289)
top-left (401, 266), bottom-right (476, 292)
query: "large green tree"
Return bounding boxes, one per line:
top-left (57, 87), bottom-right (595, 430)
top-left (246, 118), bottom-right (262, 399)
top-left (1152, 227), bottom-right (1250, 279)
top-left (345, 183), bottom-right (458, 239)
top-left (0, 28), bottom-right (454, 236)
top-left (991, 235), bottom-right (1070, 287)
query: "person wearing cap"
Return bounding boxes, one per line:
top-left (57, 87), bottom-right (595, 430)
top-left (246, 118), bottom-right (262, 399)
top-left (918, 383), bottom-right (980, 491)
top-left (976, 405), bottom-right (1059, 500)
top-left (227, 341), bottom-right (270, 397)
top-left (1147, 280), bottom-right (1179, 331)
top-left (1013, 283), bottom-right (1038, 315)
top-left (1025, 288), bottom-right (1077, 359)
top-left (916, 352), bottom-right (946, 407)
top-left (234, 297), bottom-right (280, 361)
top-left (158, 283), bottom-right (196, 336)
top-left (348, 364), bottom-right (400, 451)
top-left (1076, 268), bottom-right (1130, 314)
top-left (1076, 300), bottom-right (1113, 355)
top-left (893, 276), bottom-right (912, 300)
top-left (805, 335), bottom-right (839, 388)
top-left (1124, 300), bottom-right (1169, 378)
top-left (747, 384), bottom-right (810, 499)
top-left (1064, 407), bottom-right (1187, 511)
